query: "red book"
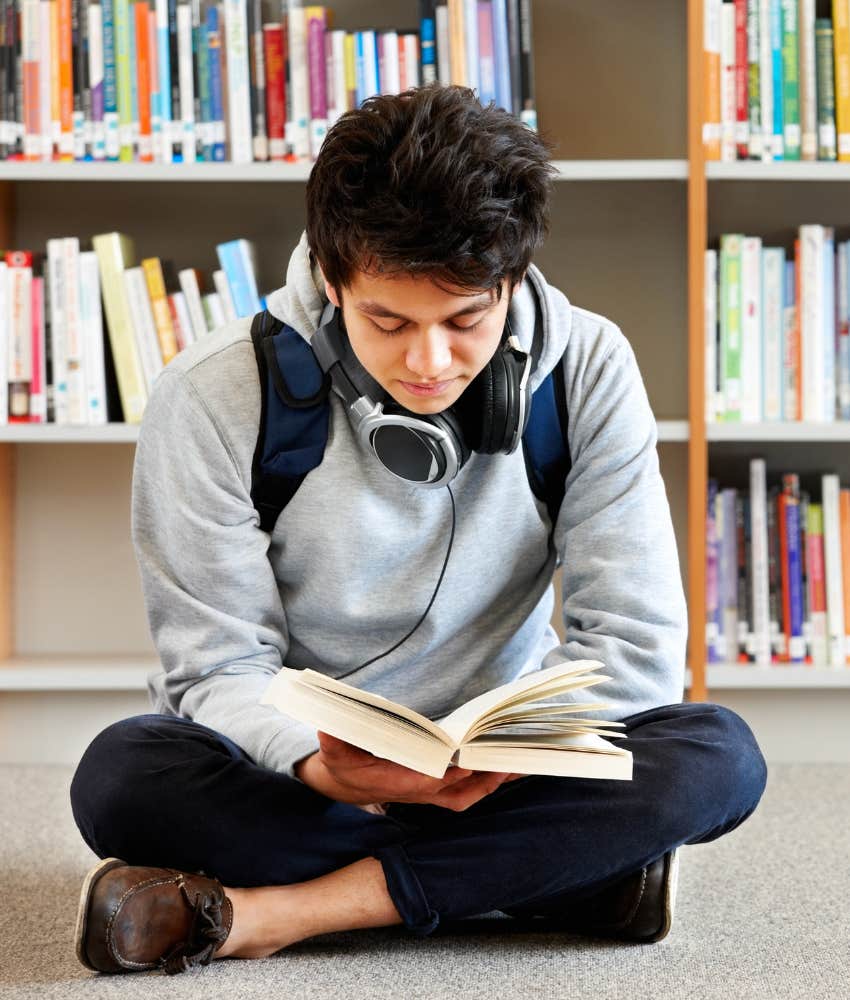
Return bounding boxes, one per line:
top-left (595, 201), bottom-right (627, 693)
top-left (264, 24), bottom-right (286, 160)
top-left (5, 250), bottom-right (34, 422)
top-left (29, 274), bottom-right (46, 423)
top-left (135, 2), bottom-right (153, 162)
top-left (734, 0), bottom-right (748, 159)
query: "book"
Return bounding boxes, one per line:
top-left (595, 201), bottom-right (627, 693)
top-left (260, 659), bottom-right (633, 781)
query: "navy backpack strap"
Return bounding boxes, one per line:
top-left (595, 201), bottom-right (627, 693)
top-left (521, 294), bottom-right (571, 528)
top-left (250, 310), bottom-right (332, 532)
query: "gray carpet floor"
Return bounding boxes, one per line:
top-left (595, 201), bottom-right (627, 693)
top-left (1, 762), bottom-right (848, 1000)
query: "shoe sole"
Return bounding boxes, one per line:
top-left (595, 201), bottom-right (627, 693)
top-left (74, 857), bottom-right (127, 971)
top-left (654, 849), bottom-right (679, 942)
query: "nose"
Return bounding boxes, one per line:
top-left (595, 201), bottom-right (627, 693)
top-left (405, 327), bottom-right (453, 380)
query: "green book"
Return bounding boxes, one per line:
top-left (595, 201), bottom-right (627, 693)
top-left (815, 18), bottom-right (838, 160)
top-left (781, 0), bottom-right (801, 159)
top-left (747, 0), bottom-right (762, 158)
top-left (720, 234), bottom-right (744, 423)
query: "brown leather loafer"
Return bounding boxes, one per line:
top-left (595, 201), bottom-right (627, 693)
top-left (558, 848), bottom-right (680, 943)
top-left (74, 857), bottom-right (234, 975)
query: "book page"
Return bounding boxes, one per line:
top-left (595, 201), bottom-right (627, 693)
top-left (437, 660), bottom-right (608, 745)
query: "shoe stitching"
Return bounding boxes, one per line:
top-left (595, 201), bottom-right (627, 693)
top-left (108, 876), bottom-right (195, 970)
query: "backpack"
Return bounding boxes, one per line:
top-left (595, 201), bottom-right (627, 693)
top-left (248, 308), bottom-right (572, 533)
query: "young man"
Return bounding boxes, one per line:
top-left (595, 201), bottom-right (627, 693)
top-left (70, 85), bottom-right (767, 976)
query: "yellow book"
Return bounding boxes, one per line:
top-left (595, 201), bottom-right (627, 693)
top-left (141, 257), bottom-right (179, 365)
top-left (344, 33), bottom-right (356, 111)
top-left (447, 0), bottom-right (467, 87)
top-left (703, 0), bottom-right (722, 160)
top-left (91, 233), bottom-right (147, 423)
top-left (833, 0), bottom-right (850, 160)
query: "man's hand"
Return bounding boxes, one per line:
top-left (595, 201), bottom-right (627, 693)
top-left (294, 732), bottom-right (524, 812)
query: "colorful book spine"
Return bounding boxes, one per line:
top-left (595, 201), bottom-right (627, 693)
top-left (517, 0), bottom-right (536, 130)
top-left (720, 233), bottom-right (744, 421)
top-left (767, 485), bottom-right (782, 659)
top-left (750, 457), bottom-right (771, 665)
top-left (769, 0), bottom-right (783, 158)
top-left (705, 248), bottom-right (719, 422)
top-left (840, 240), bottom-right (850, 419)
top-left (263, 23), bottom-right (285, 158)
top-left (758, 0), bottom-right (773, 159)
top-left (176, 0), bottom-right (196, 161)
top-left (822, 227), bottom-right (836, 421)
top-left (79, 249), bottom-right (106, 424)
top-left (135, 0), bottom-right (153, 160)
top-left (477, 2), bottom-right (496, 107)
top-left (834, 0), bottom-right (850, 160)
top-left (215, 238), bottom-right (261, 317)
top-left (462, 0), bottom-right (478, 93)
top-left (29, 272), bottom-right (46, 421)
top-left (305, 5), bottom-right (327, 156)
top-left (781, 474), bottom-right (805, 662)
top-left (419, 0), bottom-right (437, 87)
top-left (815, 17), bottom-right (837, 160)
top-left (247, 0), bottom-right (268, 160)
top-left (88, 0), bottom-right (105, 158)
top-left (734, 0), bottom-right (749, 157)
top-left (707, 478), bottom-right (722, 661)
top-left (747, 0), bottom-right (762, 158)
top-left (821, 473), bottom-right (845, 668)
top-left (780, 0), bottom-right (800, 159)
top-left (196, 1), bottom-right (211, 160)
top-left (207, 3), bottom-right (225, 161)
top-left (840, 488), bottom-right (850, 663)
top-left (286, 0), bottom-right (310, 157)
top-left (741, 234), bottom-right (763, 419)
top-left (800, 224), bottom-right (825, 421)
top-left (491, 0), bottom-right (510, 112)
top-left (721, 487), bottom-right (739, 660)
top-left (798, 0), bottom-right (817, 159)
top-left (762, 246), bottom-right (784, 420)
top-left (806, 502), bottom-right (828, 667)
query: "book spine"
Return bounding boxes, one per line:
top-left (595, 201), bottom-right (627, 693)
top-left (783, 475), bottom-right (805, 662)
top-left (4, 250), bottom-right (33, 419)
top-left (758, 0), bottom-right (773, 159)
top-left (798, 0), bottom-right (816, 159)
top-left (247, 0), bottom-right (267, 160)
top-left (741, 494), bottom-right (754, 660)
top-left (207, 3), bottom-right (225, 160)
top-left (78, 250), bottom-right (106, 424)
top-left (780, 0), bottom-right (800, 159)
top-left (462, 0), bottom-right (478, 93)
top-left (215, 238), bottom-right (260, 316)
top-left (176, 0), bottom-right (195, 161)
top-left (721, 488), bottom-right (739, 659)
top-left (29, 272), bottom-right (46, 421)
top-left (762, 246), bottom-right (784, 420)
top-left (178, 265), bottom-right (208, 337)
top-left (705, 248), bottom-right (718, 422)
top-left (815, 17), bottom-right (837, 160)
top-left (840, 488), bottom-right (850, 663)
top-left (706, 477), bottom-right (721, 661)
top-left (141, 257), bottom-right (179, 363)
top-left (821, 473), bottom-right (845, 668)
top-left (419, 0), bottom-right (437, 86)
top-left (0, 261), bottom-right (7, 422)
top-left (833, 0), bottom-right (850, 159)
top-left (305, 5), bottom-right (326, 156)
top-left (800, 489), bottom-right (812, 658)
top-left (720, 0), bottom-right (736, 161)
top-left (263, 22), bottom-right (284, 158)
top-left (491, 0), bottom-right (510, 112)
top-left (435, 3), bottom-right (450, 87)
top-left (734, 0), bottom-right (749, 157)
top-left (447, 0), bottom-right (466, 86)
top-left (720, 233), bottom-right (744, 421)
top-left (287, 0), bottom-right (309, 156)
top-left (800, 224), bottom-right (824, 421)
top-left (212, 267), bottom-right (236, 320)
top-left (741, 235), bottom-right (763, 420)
top-left (135, 0), bottom-right (152, 160)
top-left (517, 0), bottom-right (535, 130)
top-left (841, 240), bottom-right (850, 418)
top-left (769, 0), bottom-right (783, 158)
top-left (61, 236), bottom-right (88, 423)
top-left (477, 2), bottom-right (496, 107)
top-left (806, 502), bottom-right (828, 667)
top-left (747, 0), bottom-right (762, 157)
top-left (45, 238), bottom-right (68, 422)
top-left (822, 227), bottom-right (836, 421)
top-left (750, 457), bottom-right (771, 665)
top-left (767, 485), bottom-right (782, 660)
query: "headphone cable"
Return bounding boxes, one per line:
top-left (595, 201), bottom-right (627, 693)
top-left (336, 483), bottom-right (457, 677)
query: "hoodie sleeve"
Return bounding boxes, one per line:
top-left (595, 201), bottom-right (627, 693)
top-left (543, 324), bottom-right (688, 718)
top-left (131, 368), bottom-right (320, 779)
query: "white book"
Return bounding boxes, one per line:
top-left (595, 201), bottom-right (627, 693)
top-left (5, 254), bottom-right (32, 420)
top-left (177, 1), bottom-right (196, 164)
top-left (212, 269), bottom-right (237, 321)
top-left (46, 239), bottom-right (69, 424)
top-left (202, 291), bottom-right (226, 331)
top-left (62, 237), bottom-right (88, 425)
top-left (800, 224), bottom-right (825, 421)
top-left (327, 29), bottom-right (348, 125)
top-left (758, 0), bottom-right (773, 159)
top-left (286, 1), bottom-right (310, 158)
top-left (822, 228), bottom-right (836, 422)
top-left (360, 30), bottom-right (380, 101)
top-left (462, 0), bottom-right (479, 93)
top-left (761, 247), bottom-right (784, 421)
top-left (261, 659), bottom-right (633, 781)
top-left (88, 1), bottom-right (106, 160)
top-left (170, 289), bottom-right (195, 349)
top-left (178, 268), bottom-right (209, 339)
top-left (741, 236), bottom-right (763, 421)
top-left (79, 252), bottom-right (107, 425)
top-left (749, 458), bottom-right (771, 666)
top-left (223, 0), bottom-right (253, 163)
top-left (720, 1), bottom-right (736, 162)
top-left (436, 4), bottom-right (450, 86)
top-left (378, 31), bottom-right (400, 95)
top-left (123, 267), bottom-right (164, 395)
top-left (799, 0), bottom-right (817, 160)
top-left (401, 34), bottom-right (420, 89)
top-left (0, 262), bottom-right (7, 424)
top-left (821, 474), bottom-right (845, 669)
top-left (705, 249), bottom-right (718, 423)
top-left (839, 241), bottom-right (850, 419)
top-left (38, 0), bottom-right (52, 160)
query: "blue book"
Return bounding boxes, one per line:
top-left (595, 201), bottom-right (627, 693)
top-left (770, 0), bottom-right (784, 159)
top-left (102, 0), bottom-right (120, 159)
top-left (823, 232), bottom-right (836, 420)
top-left (785, 495), bottom-right (805, 662)
top-left (156, 0), bottom-right (172, 162)
top-left (842, 240), bottom-right (850, 419)
top-left (492, 0), bottom-right (512, 113)
top-left (207, 5), bottom-right (225, 161)
top-left (216, 240), bottom-right (262, 318)
top-left (419, 1), bottom-right (436, 85)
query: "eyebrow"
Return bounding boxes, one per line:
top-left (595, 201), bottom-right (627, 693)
top-left (354, 292), bottom-right (496, 321)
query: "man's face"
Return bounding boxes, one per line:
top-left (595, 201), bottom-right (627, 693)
top-left (320, 267), bottom-right (513, 414)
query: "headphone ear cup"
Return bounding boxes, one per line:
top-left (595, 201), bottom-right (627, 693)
top-left (484, 351), bottom-right (511, 453)
top-left (431, 408), bottom-right (471, 467)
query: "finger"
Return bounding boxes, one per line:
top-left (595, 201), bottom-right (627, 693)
top-left (317, 732), bottom-right (376, 765)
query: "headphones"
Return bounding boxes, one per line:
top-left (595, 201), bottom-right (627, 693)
top-left (309, 301), bottom-right (533, 488)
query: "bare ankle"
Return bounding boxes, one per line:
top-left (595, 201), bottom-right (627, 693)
top-left (216, 886), bottom-right (303, 960)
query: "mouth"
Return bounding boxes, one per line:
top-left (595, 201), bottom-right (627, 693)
top-left (398, 379), bottom-right (456, 398)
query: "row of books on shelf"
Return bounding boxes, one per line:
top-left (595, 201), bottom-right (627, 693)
top-left (0, 232), bottom-right (263, 423)
top-left (0, 0), bottom-right (537, 166)
top-left (705, 226), bottom-right (850, 424)
top-left (707, 459), bottom-right (850, 669)
top-left (703, 0), bottom-right (850, 162)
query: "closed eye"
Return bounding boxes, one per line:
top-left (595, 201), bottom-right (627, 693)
top-left (371, 319), bottom-right (486, 336)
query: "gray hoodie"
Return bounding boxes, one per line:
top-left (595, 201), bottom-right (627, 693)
top-left (131, 232), bottom-right (688, 780)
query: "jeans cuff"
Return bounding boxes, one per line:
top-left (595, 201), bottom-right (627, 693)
top-left (373, 843), bottom-right (440, 937)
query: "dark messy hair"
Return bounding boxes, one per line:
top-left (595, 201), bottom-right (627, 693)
top-left (305, 84), bottom-right (557, 300)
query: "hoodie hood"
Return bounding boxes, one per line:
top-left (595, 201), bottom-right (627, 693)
top-left (264, 230), bottom-right (573, 392)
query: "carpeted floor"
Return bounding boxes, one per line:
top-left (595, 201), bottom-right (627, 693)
top-left (1, 762), bottom-right (847, 1000)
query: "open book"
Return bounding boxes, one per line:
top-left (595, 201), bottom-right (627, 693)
top-left (260, 659), bottom-right (633, 781)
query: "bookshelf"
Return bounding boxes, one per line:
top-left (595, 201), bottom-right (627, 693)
top-left (0, 0), bottom-right (846, 764)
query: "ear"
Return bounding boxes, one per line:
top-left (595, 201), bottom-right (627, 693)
top-left (317, 261), bottom-right (342, 308)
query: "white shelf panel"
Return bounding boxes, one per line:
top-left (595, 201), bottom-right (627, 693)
top-left (3, 419), bottom-right (690, 444)
top-left (707, 422), bottom-right (850, 442)
top-left (708, 161), bottom-right (850, 181)
top-left (687, 665), bottom-right (850, 689)
top-left (0, 159), bottom-right (688, 183)
top-left (0, 656), bottom-right (157, 690)
top-left (656, 420), bottom-right (689, 442)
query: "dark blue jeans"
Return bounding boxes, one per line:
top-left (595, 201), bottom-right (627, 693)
top-left (70, 701), bottom-right (767, 937)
